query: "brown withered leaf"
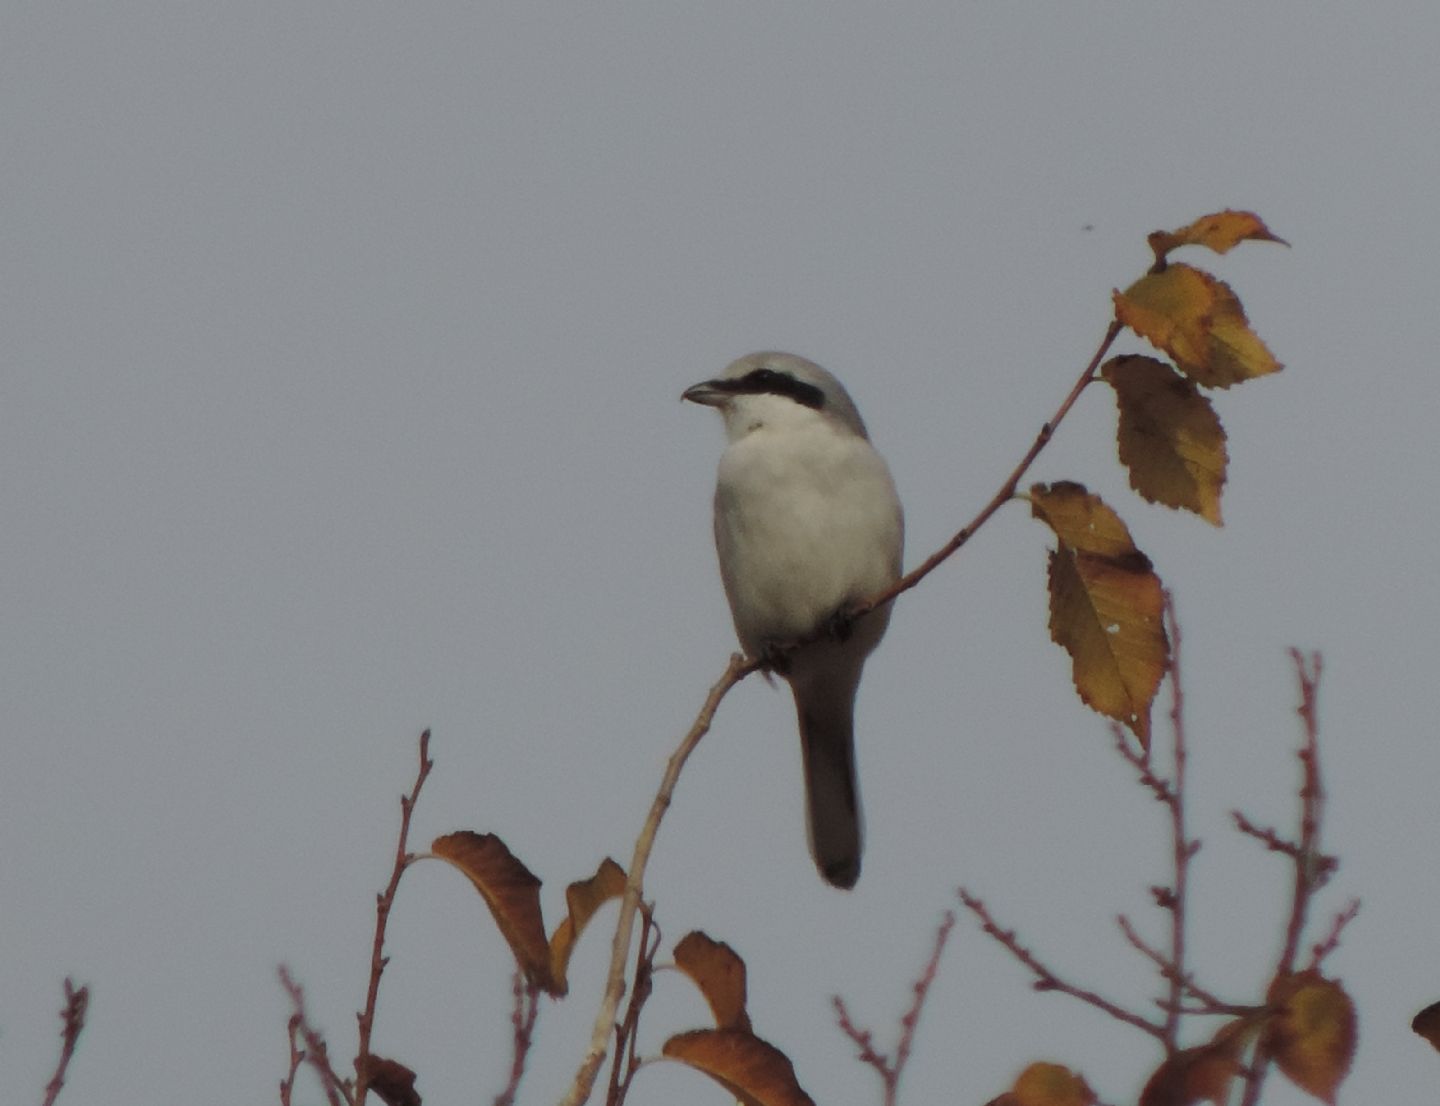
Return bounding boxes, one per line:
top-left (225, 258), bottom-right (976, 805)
top-left (1147, 210), bottom-right (1287, 266)
top-left (548, 857), bottom-right (627, 995)
top-left (1032, 483), bottom-right (1168, 745)
top-left (1101, 355), bottom-right (1228, 525)
top-left (673, 931), bottom-right (752, 1031)
top-left (1411, 999), bottom-right (1440, 1052)
top-left (662, 1028), bottom-right (815, 1106)
top-left (430, 831), bottom-right (559, 994)
top-left (1114, 263), bottom-right (1281, 389)
top-left (358, 1055), bottom-right (421, 1106)
top-left (1137, 1017), bottom-right (1259, 1106)
top-left (1010, 1061), bottom-right (1096, 1106)
top-left (1263, 971), bottom-right (1356, 1103)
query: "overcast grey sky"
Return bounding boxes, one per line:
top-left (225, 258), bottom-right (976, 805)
top-left (4, 4), bottom-right (1437, 1104)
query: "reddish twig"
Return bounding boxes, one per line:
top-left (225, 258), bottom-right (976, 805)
top-left (855, 320), bottom-right (1123, 619)
top-left (1230, 811), bottom-right (1302, 859)
top-left (958, 890), bottom-right (1165, 1040)
top-left (1159, 596), bottom-right (1194, 1047)
top-left (833, 912), bottom-right (956, 1106)
top-left (605, 903), bottom-right (661, 1106)
top-left (1237, 650), bottom-right (1334, 1106)
top-left (280, 965), bottom-right (352, 1106)
top-left (493, 970), bottom-right (541, 1106)
top-left (281, 1008), bottom-right (305, 1106)
top-left (40, 978), bottom-right (89, 1106)
top-left (1306, 898), bottom-right (1361, 971)
top-left (1114, 915), bottom-right (1237, 1016)
top-left (354, 729), bottom-right (434, 1103)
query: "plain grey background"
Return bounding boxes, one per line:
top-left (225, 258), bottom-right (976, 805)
top-left (4, 4), bottom-right (1436, 1103)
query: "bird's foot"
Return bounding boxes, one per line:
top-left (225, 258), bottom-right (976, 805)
top-left (822, 604), bottom-right (863, 644)
top-left (756, 641), bottom-right (795, 677)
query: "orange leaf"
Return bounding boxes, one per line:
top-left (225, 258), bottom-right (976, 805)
top-left (548, 857), bottom-right (627, 994)
top-left (1411, 999), bottom-right (1440, 1052)
top-left (1011, 1061), bottom-right (1096, 1106)
top-left (1032, 483), bottom-right (1168, 745)
top-left (673, 931), bottom-right (752, 1031)
top-left (662, 1028), bottom-right (815, 1106)
top-left (1101, 355), bottom-right (1228, 525)
top-left (1147, 210), bottom-right (1287, 265)
top-left (1114, 263), bottom-right (1281, 389)
top-left (430, 831), bottom-right (559, 995)
top-left (1263, 971), bottom-right (1356, 1103)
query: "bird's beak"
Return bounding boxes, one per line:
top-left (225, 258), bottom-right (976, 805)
top-left (681, 380), bottom-right (728, 407)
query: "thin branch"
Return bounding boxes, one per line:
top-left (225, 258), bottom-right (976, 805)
top-left (281, 1010), bottom-right (304, 1106)
top-left (493, 971), bottom-right (541, 1106)
top-left (1306, 898), bottom-right (1361, 971)
top-left (1238, 650), bottom-right (1331, 1106)
top-left (280, 965), bottom-right (352, 1106)
top-left (1230, 811), bottom-right (1302, 859)
top-left (606, 903), bottom-right (660, 1106)
top-left (832, 911), bottom-right (954, 1106)
top-left (1160, 595), bottom-right (1192, 1047)
top-left (41, 978), bottom-right (89, 1106)
top-left (959, 889), bottom-right (1165, 1040)
top-left (1276, 650), bottom-right (1326, 974)
top-left (854, 320), bottom-right (1124, 619)
top-left (1115, 915), bottom-right (1236, 1015)
top-left (354, 729), bottom-right (434, 1104)
top-left (559, 654), bottom-right (754, 1106)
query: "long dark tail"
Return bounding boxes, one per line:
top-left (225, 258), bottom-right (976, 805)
top-left (794, 670), bottom-right (864, 889)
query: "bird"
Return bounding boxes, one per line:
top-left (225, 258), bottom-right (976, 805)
top-left (683, 352), bottom-right (904, 888)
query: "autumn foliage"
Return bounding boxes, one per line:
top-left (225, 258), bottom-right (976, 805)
top-left (8, 211), bottom-right (1369, 1106)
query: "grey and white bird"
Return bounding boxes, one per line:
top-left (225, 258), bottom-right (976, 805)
top-left (683, 352), bottom-right (904, 888)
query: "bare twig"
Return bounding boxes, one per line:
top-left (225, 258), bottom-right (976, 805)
top-left (354, 729), bottom-right (434, 1104)
top-left (605, 904), bottom-right (661, 1106)
top-left (493, 970), bottom-right (541, 1106)
top-left (1306, 898), bottom-right (1361, 971)
top-left (854, 320), bottom-right (1123, 619)
top-left (1114, 915), bottom-right (1236, 1016)
top-left (41, 979), bottom-right (89, 1106)
top-left (959, 889), bottom-right (1165, 1040)
top-left (280, 965), bottom-right (352, 1106)
top-left (1237, 650), bottom-right (1332, 1106)
top-left (559, 655), bottom-right (754, 1106)
top-left (833, 912), bottom-right (955, 1106)
top-left (1160, 596), bottom-right (1193, 1047)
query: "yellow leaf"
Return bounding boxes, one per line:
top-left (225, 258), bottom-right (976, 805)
top-left (1411, 999), bottom-right (1440, 1052)
top-left (1101, 355), bottom-right (1228, 525)
top-left (1147, 210), bottom-right (1287, 264)
top-left (662, 1028), bottom-right (816, 1106)
top-left (548, 857), bottom-right (627, 994)
top-left (430, 831), bottom-right (559, 995)
top-left (1028, 480), bottom-right (1142, 559)
top-left (673, 931), bottom-right (752, 1031)
top-left (1263, 971), bottom-right (1356, 1103)
top-left (1011, 1061), bottom-right (1095, 1106)
top-left (1032, 483), bottom-right (1167, 745)
top-left (1114, 264), bottom-right (1281, 389)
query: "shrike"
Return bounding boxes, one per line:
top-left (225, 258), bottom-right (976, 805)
top-left (683, 352), bottom-right (904, 888)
